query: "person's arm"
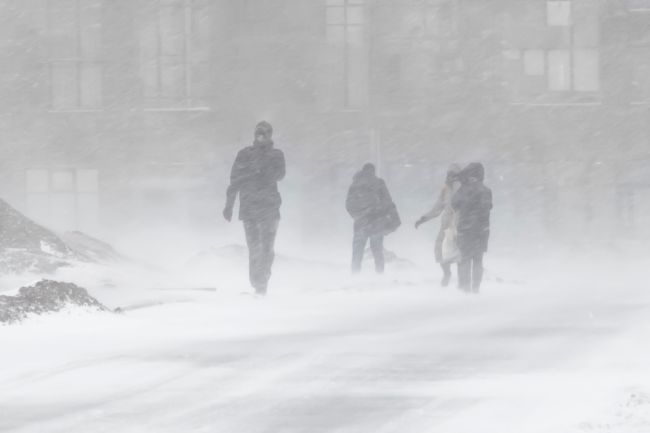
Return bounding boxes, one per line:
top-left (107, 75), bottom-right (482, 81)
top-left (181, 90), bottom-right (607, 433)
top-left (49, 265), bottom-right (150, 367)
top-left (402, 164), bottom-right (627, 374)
top-left (273, 150), bottom-right (286, 182)
top-left (346, 184), bottom-right (371, 220)
top-left (223, 150), bottom-right (246, 221)
top-left (484, 188), bottom-right (493, 212)
top-left (345, 185), bottom-right (358, 218)
top-left (378, 180), bottom-right (394, 209)
top-left (416, 188), bottom-right (445, 228)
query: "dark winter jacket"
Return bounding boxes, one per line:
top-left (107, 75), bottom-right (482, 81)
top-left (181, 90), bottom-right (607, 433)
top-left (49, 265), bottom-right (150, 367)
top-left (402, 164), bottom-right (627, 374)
top-left (451, 163), bottom-right (493, 258)
top-left (225, 141), bottom-right (286, 221)
top-left (346, 168), bottom-right (399, 236)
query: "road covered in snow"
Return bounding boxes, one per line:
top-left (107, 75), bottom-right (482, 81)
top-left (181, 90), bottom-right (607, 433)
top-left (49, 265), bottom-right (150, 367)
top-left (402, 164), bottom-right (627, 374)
top-left (1, 254), bottom-right (649, 433)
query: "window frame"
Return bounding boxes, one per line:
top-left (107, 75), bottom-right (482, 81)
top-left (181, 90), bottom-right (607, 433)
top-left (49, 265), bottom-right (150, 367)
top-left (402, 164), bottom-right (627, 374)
top-left (140, 0), bottom-right (212, 112)
top-left (504, 1), bottom-right (602, 105)
top-left (25, 168), bottom-right (100, 232)
top-left (325, 0), bottom-right (368, 110)
top-left (46, 0), bottom-right (104, 112)
top-left (627, 0), bottom-right (650, 12)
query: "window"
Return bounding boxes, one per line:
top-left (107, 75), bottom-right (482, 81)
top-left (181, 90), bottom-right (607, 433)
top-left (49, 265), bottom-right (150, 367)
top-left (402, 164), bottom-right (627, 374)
top-left (547, 1), bottom-right (571, 26)
top-left (326, 0), bottom-right (368, 109)
top-left (543, 45), bottom-right (600, 93)
top-left (631, 58), bottom-right (650, 103)
top-left (627, 0), bottom-right (650, 11)
top-left (627, 14), bottom-right (650, 47)
top-left (140, 0), bottom-right (212, 110)
top-left (548, 50), bottom-right (571, 90)
top-left (48, 0), bottom-right (103, 110)
top-left (573, 50), bottom-right (599, 92)
top-left (563, 1), bottom-right (600, 92)
top-left (504, 0), bottom-right (601, 101)
top-left (546, 1), bottom-right (600, 93)
top-left (524, 50), bottom-right (545, 76)
top-left (240, 0), bottom-right (275, 22)
top-left (509, 46), bottom-right (599, 95)
top-left (26, 169), bottom-right (100, 233)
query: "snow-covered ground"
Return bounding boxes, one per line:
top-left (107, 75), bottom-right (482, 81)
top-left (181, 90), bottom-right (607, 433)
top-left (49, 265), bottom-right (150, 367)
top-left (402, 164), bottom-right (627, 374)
top-left (1, 246), bottom-right (649, 433)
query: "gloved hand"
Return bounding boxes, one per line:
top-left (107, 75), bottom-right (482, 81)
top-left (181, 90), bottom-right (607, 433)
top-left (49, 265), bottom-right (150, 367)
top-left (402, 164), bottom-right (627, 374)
top-left (415, 217), bottom-right (425, 229)
top-left (223, 206), bottom-right (233, 222)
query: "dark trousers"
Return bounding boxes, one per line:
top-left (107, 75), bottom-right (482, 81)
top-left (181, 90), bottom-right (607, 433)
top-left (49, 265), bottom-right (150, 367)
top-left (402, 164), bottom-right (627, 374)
top-left (352, 229), bottom-right (384, 274)
top-left (458, 253), bottom-right (484, 293)
top-left (243, 217), bottom-right (279, 294)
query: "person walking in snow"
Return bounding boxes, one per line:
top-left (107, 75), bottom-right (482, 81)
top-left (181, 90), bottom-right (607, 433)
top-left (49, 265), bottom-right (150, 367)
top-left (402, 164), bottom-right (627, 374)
top-left (223, 121), bottom-right (286, 295)
top-left (346, 163), bottom-right (400, 274)
top-left (451, 162), bottom-right (493, 293)
top-left (415, 164), bottom-right (462, 287)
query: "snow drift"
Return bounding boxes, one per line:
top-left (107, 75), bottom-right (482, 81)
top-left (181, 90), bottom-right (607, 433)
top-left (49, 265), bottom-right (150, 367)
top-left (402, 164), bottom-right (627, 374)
top-left (0, 199), bottom-right (125, 274)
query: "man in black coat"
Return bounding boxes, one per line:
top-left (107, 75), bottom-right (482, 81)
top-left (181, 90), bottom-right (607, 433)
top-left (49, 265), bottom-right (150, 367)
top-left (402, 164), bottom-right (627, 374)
top-left (451, 162), bottom-right (493, 293)
top-left (223, 121), bottom-right (286, 295)
top-left (346, 163), bottom-right (399, 274)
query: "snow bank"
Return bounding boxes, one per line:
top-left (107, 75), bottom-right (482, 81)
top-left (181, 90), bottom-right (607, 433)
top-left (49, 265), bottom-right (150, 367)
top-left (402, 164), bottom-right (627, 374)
top-left (0, 199), bottom-right (128, 276)
top-left (0, 200), bottom-right (80, 274)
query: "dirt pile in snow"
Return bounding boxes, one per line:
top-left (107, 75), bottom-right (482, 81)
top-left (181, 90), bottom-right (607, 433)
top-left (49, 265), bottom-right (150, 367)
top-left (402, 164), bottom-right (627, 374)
top-left (0, 280), bottom-right (108, 324)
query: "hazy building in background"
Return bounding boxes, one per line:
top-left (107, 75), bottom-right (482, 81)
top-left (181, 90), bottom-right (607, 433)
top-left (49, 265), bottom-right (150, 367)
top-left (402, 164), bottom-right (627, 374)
top-left (0, 0), bottom-right (648, 247)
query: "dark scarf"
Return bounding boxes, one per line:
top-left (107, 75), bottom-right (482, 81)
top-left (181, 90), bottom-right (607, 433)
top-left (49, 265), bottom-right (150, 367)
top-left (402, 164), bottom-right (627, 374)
top-left (254, 138), bottom-right (274, 149)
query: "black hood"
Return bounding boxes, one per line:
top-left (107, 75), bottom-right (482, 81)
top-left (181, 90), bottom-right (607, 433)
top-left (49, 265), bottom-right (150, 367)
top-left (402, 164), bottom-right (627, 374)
top-left (462, 162), bottom-right (485, 183)
top-left (254, 121), bottom-right (274, 147)
top-left (354, 163), bottom-right (376, 181)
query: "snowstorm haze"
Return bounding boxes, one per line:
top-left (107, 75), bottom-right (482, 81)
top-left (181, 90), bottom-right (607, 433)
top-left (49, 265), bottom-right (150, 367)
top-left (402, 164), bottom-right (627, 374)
top-left (1, 1), bottom-right (650, 432)
top-left (0, 0), bottom-right (645, 258)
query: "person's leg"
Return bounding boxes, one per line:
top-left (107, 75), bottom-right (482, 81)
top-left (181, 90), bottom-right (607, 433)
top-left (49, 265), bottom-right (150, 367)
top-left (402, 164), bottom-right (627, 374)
top-left (440, 262), bottom-right (452, 287)
top-left (370, 235), bottom-right (385, 274)
top-left (258, 217), bottom-right (280, 295)
top-left (435, 230), bottom-right (450, 286)
top-left (434, 230), bottom-right (444, 264)
top-left (457, 256), bottom-right (471, 292)
top-left (243, 220), bottom-right (263, 291)
top-left (472, 253), bottom-right (484, 293)
top-left (352, 227), bottom-right (367, 273)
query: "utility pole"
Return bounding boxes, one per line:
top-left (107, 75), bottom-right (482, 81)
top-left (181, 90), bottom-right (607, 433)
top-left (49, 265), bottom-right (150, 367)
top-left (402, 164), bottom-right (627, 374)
top-left (370, 129), bottom-right (382, 176)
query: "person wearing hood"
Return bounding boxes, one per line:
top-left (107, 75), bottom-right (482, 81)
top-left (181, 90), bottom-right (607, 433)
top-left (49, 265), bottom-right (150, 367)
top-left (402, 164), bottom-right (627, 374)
top-left (415, 164), bottom-right (462, 287)
top-left (346, 163), bottom-right (400, 274)
top-left (223, 121), bottom-right (286, 295)
top-left (451, 162), bottom-right (493, 293)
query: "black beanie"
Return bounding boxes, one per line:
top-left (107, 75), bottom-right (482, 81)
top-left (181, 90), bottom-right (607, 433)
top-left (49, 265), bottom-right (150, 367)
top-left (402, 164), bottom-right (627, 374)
top-left (255, 121), bottom-right (273, 135)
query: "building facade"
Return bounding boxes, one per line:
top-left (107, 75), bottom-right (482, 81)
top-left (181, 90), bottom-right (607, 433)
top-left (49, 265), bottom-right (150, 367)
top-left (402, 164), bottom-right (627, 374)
top-left (0, 0), bottom-right (648, 245)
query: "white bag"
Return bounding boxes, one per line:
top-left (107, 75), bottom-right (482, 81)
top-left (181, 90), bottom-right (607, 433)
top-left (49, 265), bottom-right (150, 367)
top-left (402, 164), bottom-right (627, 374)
top-left (442, 227), bottom-right (460, 263)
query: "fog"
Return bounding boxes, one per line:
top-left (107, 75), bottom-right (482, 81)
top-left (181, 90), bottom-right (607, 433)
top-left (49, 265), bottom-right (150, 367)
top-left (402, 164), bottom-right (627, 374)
top-left (0, 0), bottom-right (647, 256)
top-left (1, 1), bottom-right (650, 432)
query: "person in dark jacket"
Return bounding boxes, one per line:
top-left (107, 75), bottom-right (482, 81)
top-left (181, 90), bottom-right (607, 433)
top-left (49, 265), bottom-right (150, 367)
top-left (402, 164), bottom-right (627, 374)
top-left (223, 121), bottom-right (286, 295)
top-left (451, 162), bottom-right (492, 293)
top-left (415, 164), bottom-right (462, 287)
top-left (346, 163), bottom-right (399, 274)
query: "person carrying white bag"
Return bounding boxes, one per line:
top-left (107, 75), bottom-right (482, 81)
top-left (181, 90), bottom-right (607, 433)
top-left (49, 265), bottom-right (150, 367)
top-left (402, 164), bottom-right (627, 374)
top-left (415, 164), bottom-right (462, 287)
top-left (442, 219), bottom-right (461, 265)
